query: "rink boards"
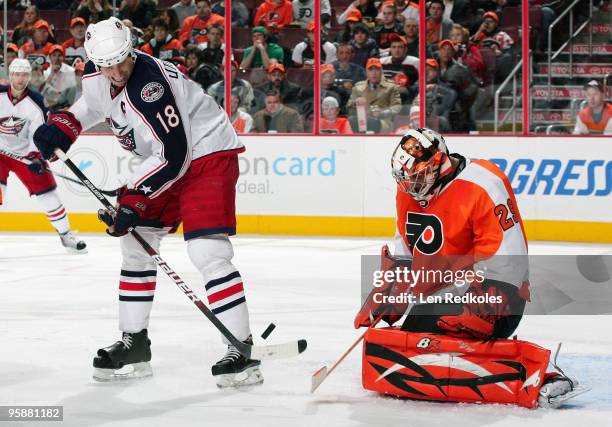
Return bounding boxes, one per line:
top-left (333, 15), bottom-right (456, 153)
top-left (0, 135), bottom-right (610, 242)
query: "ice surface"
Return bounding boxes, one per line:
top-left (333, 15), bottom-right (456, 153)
top-left (0, 234), bottom-right (611, 427)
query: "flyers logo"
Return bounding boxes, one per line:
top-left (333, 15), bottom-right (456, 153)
top-left (405, 212), bottom-right (443, 255)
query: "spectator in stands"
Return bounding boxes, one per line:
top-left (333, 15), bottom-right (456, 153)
top-left (470, 11), bottom-right (514, 82)
top-left (255, 63), bottom-right (302, 109)
top-left (426, 0), bottom-right (453, 44)
top-left (292, 0), bottom-right (332, 29)
top-left (381, 34), bottom-right (419, 106)
top-left (230, 91), bottom-right (254, 133)
top-left (393, 0), bottom-right (419, 22)
top-left (437, 39), bottom-right (483, 132)
top-left (350, 24), bottom-right (379, 68)
top-left (443, 0), bottom-right (472, 29)
top-left (337, 0), bottom-right (378, 25)
top-left (171, 0), bottom-right (196, 26)
top-left (376, 0), bottom-right (419, 23)
top-left (198, 23), bottom-right (224, 65)
top-left (335, 9), bottom-right (362, 44)
top-left (332, 43), bottom-right (366, 90)
top-left (29, 63), bottom-right (45, 92)
top-left (424, 58), bottom-right (457, 120)
top-left (252, 89), bottom-right (304, 133)
top-left (0, 44), bottom-right (19, 82)
top-left (179, 0), bottom-right (224, 48)
top-left (141, 18), bottom-right (184, 61)
top-left (347, 57), bottom-right (402, 133)
top-left (403, 18), bottom-right (432, 58)
top-left (62, 17), bottom-right (88, 67)
top-left (373, 2), bottom-right (405, 52)
top-left (573, 80), bottom-right (612, 135)
top-left (11, 5), bottom-right (39, 46)
top-left (254, 0), bottom-right (293, 36)
top-left (321, 96), bottom-right (353, 134)
top-left (18, 20), bottom-right (53, 67)
top-left (41, 44), bottom-right (77, 113)
top-left (118, 0), bottom-right (155, 29)
top-left (207, 61), bottom-right (255, 112)
top-left (184, 47), bottom-right (222, 90)
top-left (470, 11), bottom-right (513, 52)
top-left (292, 22), bottom-right (337, 67)
top-left (320, 64), bottom-right (350, 115)
top-left (240, 27), bottom-right (284, 70)
top-left (449, 23), bottom-right (484, 83)
top-left (157, 8), bottom-right (181, 37)
top-left (72, 0), bottom-right (113, 25)
top-left (211, 1), bottom-right (250, 28)
top-left (122, 19), bottom-right (146, 48)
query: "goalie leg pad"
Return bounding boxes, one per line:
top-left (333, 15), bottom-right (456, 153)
top-left (362, 327), bottom-right (550, 408)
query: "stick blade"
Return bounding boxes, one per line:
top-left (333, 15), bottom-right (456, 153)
top-left (248, 339), bottom-right (308, 360)
top-left (310, 366), bottom-right (328, 393)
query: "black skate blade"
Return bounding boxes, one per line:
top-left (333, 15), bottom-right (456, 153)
top-left (93, 362), bottom-right (153, 382)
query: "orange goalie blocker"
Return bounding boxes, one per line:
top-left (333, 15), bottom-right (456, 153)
top-left (362, 327), bottom-right (550, 408)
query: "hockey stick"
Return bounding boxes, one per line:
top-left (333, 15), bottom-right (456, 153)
top-left (54, 148), bottom-right (307, 360)
top-left (0, 147), bottom-right (119, 196)
top-left (311, 316), bottom-right (382, 393)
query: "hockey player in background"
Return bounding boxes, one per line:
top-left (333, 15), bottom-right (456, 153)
top-left (355, 128), bottom-right (587, 408)
top-left (33, 17), bottom-right (262, 387)
top-left (0, 59), bottom-right (87, 253)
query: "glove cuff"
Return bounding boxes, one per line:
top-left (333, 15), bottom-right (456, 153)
top-left (120, 190), bottom-right (148, 215)
top-left (49, 111), bottom-right (82, 143)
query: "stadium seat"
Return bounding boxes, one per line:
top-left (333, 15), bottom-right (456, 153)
top-left (0, 11), bottom-right (24, 28)
top-left (479, 47), bottom-right (497, 86)
top-left (233, 48), bottom-right (245, 63)
top-left (239, 68), bottom-right (268, 87)
top-left (499, 6), bottom-right (521, 28)
top-left (287, 68), bottom-right (314, 87)
top-left (278, 28), bottom-right (308, 49)
top-left (157, 0), bottom-right (176, 8)
top-left (232, 28), bottom-right (252, 49)
top-left (40, 10), bottom-right (71, 29)
top-left (529, 5), bottom-right (542, 31)
top-left (54, 29), bottom-right (71, 44)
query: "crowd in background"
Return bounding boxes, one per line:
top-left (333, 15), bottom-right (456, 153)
top-left (0, 0), bottom-right (608, 135)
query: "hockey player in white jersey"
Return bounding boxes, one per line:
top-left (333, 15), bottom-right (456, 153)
top-left (0, 59), bottom-right (86, 253)
top-left (33, 17), bottom-right (261, 387)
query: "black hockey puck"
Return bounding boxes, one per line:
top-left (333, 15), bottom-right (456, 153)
top-left (261, 323), bottom-right (276, 340)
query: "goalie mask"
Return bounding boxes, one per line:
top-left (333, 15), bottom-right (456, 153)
top-left (391, 128), bottom-right (452, 202)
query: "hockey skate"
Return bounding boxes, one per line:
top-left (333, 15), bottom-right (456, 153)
top-left (59, 231), bottom-right (87, 254)
top-left (538, 375), bottom-right (590, 408)
top-left (212, 336), bottom-right (263, 388)
top-left (93, 330), bottom-right (153, 381)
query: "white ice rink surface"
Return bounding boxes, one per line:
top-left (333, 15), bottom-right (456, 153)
top-left (1, 234), bottom-right (611, 427)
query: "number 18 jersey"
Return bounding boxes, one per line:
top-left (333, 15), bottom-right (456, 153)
top-left (69, 51), bottom-right (244, 199)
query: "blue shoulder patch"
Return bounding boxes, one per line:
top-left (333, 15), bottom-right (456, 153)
top-left (26, 89), bottom-right (49, 117)
top-left (0, 85), bottom-right (8, 94)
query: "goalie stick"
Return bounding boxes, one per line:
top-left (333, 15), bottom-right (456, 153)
top-left (311, 315), bottom-right (382, 393)
top-left (0, 147), bottom-right (120, 197)
top-left (54, 148), bottom-right (307, 361)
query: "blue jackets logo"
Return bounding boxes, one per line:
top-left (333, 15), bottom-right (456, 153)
top-left (141, 82), bottom-right (164, 102)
